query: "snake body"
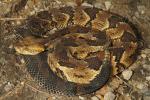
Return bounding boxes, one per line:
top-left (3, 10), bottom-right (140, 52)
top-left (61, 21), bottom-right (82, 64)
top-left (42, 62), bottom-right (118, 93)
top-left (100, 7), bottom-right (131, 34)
top-left (14, 0), bottom-right (143, 96)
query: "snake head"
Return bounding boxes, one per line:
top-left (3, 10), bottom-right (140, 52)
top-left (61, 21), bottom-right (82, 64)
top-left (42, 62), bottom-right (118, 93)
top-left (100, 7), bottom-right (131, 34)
top-left (14, 36), bottom-right (47, 55)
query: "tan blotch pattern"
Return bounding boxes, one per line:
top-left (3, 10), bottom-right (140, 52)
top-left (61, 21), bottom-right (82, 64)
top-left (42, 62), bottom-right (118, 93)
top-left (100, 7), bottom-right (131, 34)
top-left (73, 8), bottom-right (90, 26)
top-left (69, 45), bottom-right (104, 59)
top-left (47, 53), bottom-right (102, 84)
top-left (120, 42), bottom-right (138, 67)
top-left (59, 66), bottom-right (101, 84)
top-left (106, 22), bottom-right (135, 40)
top-left (92, 11), bottom-right (110, 31)
top-left (118, 22), bottom-right (135, 37)
top-left (14, 36), bottom-right (45, 55)
top-left (52, 13), bottom-right (70, 28)
top-left (106, 28), bottom-right (124, 39)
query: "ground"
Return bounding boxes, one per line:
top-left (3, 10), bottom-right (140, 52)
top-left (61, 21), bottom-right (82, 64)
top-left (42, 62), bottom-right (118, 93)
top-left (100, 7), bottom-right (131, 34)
top-left (0, 0), bottom-right (150, 100)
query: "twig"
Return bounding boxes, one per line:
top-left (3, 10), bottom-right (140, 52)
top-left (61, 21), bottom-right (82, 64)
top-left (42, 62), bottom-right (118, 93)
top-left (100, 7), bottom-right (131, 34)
top-left (115, 75), bottom-right (130, 87)
top-left (25, 82), bottom-right (50, 96)
top-left (115, 75), bottom-right (133, 94)
top-left (0, 17), bottom-right (26, 21)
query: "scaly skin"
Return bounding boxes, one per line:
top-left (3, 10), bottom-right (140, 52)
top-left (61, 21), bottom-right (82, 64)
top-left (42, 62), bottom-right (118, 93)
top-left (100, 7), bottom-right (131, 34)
top-left (14, 0), bottom-right (143, 96)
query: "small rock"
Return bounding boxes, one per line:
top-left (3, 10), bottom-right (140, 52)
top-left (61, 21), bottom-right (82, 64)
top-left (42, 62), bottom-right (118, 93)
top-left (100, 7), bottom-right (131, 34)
top-left (117, 86), bottom-right (124, 95)
top-left (30, 10), bottom-right (36, 15)
top-left (25, 5), bottom-right (28, 10)
top-left (136, 83), bottom-right (148, 93)
top-left (142, 49), bottom-right (150, 54)
top-left (137, 83), bottom-right (145, 89)
top-left (4, 82), bottom-right (14, 92)
top-left (146, 76), bottom-right (150, 81)
top-left (21, 81), bottom-right (25, 85)
top-left (148, 57), bottom-right (150, 62)
top-left (82, 2), bottom-right (93, 7)
top-left (104, 1), bottom-right (112, 10)
top-left (137, 5), bottom-right (146, 14)
top-left (96, 85), bottom-right (112, 96)
top-left (52, 96), bottom-right (56, 100)
top-left (66, 2), bottom-right (76, 7)
top-left (122, 70), bottom-right (133, 80)
top-left (140, 69), bottom-right (145, 75)
top-left (16, 20), bottom-right (21, 25)
top-left (109, 77), bottom-right (123, 90)
top-left (143, 96), bottom-right (150, 100)
top-left (141, 54), bottom-right (147, 58)
top-left (143, 65), bottom-right (150, 71)
top-left (79, 96), bottom-right (85, 100)
top-left (104, 92), bottom-right (116, 100)
top-left (118, 95), bottom-right (131, 100)
top-left (91, 96), bottom-right (99, 100)
top-left (55, 0), bottom-right (61, 4)
top-left (95, 94), bottom-right (103, 100)
top-left (20, 58), bottom-right (25, 64)
top-left (8, 44), bottom-right (13, 49)
top-left (144, 90), bottom-right (150, 95)
top-left (0, 58), bottom-right (7, 65)
top-left (94, 2), bottom-right (105, 9)
top-left (135, 11), bottom-right (140, 18)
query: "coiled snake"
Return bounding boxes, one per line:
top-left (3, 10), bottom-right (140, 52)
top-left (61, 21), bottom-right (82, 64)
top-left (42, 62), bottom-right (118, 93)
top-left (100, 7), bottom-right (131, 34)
top-left (14, 0), bottom-right (143, 96)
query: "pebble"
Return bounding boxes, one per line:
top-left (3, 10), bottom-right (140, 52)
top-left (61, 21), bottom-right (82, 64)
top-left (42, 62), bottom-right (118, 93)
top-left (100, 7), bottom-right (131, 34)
top-left (66, 2), bottom-right (76, 7)
top-left (94, 2), bottom-right (104, 9)
top-left (96, 85), bottom-right (112, 96)
top-left (91, 96), bottom-right (99, 100)
top-left (79, 96), bottom-right (85, 100)
top-left (118, 95), bottom-right (131, 100)
top-left (146, 76), bottom-right (150, 81)
top-left (148, 57), bottom-right (150, 62)
top-left (16, 20), bottom-right (21, 25)
top-left (122, 70), bottom-right (133, 80)
top-left (143, 96), bottom-right (150, 100)
top-left (0, 58), bottom-right (7, 65)
top-left (21, 81), bottom-right (25, 85)
top-left (8, 44), bottom-right (13, 49)
top-left (136, 83), bottom-right (148, 93)
top-left (4, 82), bottom-right (14, 92)
top-left (104, 92), bottom-right (116, 100)
top-left (82, 2), bottom-right (93, 7)
top-left (30, 10), bottom-right (36, 15)
top-left (109, 77), bottom-right (123, 90)
top-left (104, 1), bottom-right (112, 10)
top-left (135, 11), bottom-right (140, 18)
top-left (20, 58), bottom-right (25, 64)
top-left (137, 5), bottom-right (146, 14)
top-left (141, 54), bottom-right (147, 58)
top-left (95, 94), bottom-right (103, 100)
top-left (117, 85), bottom-right (124, 95)
top-left (140, 69), bottom-right (145, 75)
top-left (145, 90), bottom-right (150, 95)
top-left (52, 97), bottom-right (56, 100)
top-left (142, 49), bottom-right (150, 54)
top-left (143, 65), bottom-right (150, 71)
